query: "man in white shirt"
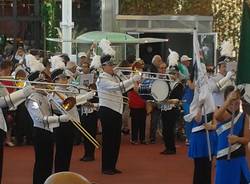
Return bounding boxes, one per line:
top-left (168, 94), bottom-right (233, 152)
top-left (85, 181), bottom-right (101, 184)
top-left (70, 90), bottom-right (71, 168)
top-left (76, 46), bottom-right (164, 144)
top-left (96, 54), bottom-right (140, 175)
top-left (209, 59), bottom-right (235, 107)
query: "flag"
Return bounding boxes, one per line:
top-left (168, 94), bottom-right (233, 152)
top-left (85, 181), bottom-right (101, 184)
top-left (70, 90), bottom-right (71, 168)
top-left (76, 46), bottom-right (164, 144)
top-left (184, 29), bottom-right (215, 122)
top-left (236, 1), bottom-right (250, 85)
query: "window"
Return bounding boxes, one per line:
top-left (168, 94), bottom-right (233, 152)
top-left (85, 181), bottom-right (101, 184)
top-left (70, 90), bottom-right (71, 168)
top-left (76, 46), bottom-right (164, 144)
top-left (17, 0), bottom-right (35, 16)
top-left (0, 0), bottom-right (13, 16)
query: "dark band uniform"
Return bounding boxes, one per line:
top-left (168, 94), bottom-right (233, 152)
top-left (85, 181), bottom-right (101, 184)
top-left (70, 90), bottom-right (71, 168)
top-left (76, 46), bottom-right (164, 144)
top-left (25, 71), bottom-right (69, 184)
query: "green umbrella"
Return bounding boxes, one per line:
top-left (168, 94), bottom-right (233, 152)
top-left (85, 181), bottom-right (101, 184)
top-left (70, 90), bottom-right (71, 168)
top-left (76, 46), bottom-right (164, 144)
top-left (76, 31), bottom-right (168, 44)
top-left (76, 31), bottom-right (137, 44)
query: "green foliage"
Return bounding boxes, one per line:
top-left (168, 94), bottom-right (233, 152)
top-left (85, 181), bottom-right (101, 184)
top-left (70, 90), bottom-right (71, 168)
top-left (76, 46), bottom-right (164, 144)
top-left (119, 0), bottom-right (212, 15)
top-left (41, 0), bottom-right (60, 53)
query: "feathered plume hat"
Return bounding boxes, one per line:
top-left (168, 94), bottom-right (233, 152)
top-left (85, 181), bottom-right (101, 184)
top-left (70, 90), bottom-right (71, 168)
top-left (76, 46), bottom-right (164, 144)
top-left (90, 39), bottom-right (116, 69)
top-left (218, 40), bottom-right (234, 65)
top-left (167, 48), bottom-right (179, 74)
top-left (50, 55), bottom-right (70, 82)
top-left (26, 60), bottom-right (49, 82)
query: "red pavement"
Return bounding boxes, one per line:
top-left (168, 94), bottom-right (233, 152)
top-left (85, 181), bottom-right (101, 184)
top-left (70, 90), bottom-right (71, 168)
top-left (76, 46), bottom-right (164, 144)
top-left (3, 136), bottom-right (194, 184)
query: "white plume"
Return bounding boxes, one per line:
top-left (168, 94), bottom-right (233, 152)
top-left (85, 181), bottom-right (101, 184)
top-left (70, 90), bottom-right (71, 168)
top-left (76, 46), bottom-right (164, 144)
top-left (25, 54), bottom-right (39, 69)
top-left (98, 39), bottom-right (116, 56)
top-left (168, 48), bottom-right (179, 66)
top-left (220, 40), bottom-right (234, 57)
top-left (24, 53), bottom-right (45, 73)
top-left (50, 55), bottom-right (65, 72)
top-left (29, 62), bottom-right (45, 73)
top-left (90, 53), bottom-right (101, 69)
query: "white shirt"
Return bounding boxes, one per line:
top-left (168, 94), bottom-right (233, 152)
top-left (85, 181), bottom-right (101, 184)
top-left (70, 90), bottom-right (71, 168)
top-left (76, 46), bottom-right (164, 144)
top-left (96, 72), bottom-right (134, 114)
top-left (26, 92), bottom-right (55, 132)
top-left (0, 84), bottom-right (9, 132)
top-left (209, 72), bottom-right (225, 107)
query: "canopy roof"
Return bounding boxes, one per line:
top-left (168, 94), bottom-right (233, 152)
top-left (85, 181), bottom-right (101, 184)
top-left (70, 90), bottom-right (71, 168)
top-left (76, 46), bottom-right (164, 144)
top-left (47, 31), bottom-right (168, 44)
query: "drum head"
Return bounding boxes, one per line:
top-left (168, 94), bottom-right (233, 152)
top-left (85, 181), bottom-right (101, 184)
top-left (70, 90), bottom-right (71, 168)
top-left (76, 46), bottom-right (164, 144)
top-left (151, 80), bottom-right (170, 102)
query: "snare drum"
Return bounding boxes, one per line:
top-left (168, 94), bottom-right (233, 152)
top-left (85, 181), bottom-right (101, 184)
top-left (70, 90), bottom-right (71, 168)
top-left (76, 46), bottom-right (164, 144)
top-left (138, 79), bottom-right (170, 102)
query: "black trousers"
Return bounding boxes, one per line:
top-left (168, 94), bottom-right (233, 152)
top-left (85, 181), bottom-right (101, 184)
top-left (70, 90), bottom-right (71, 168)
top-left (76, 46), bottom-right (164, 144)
top-left (99, 106), bottom-right (122, 172)
top-left (54, 122), bottom-right (75, 172)
top-left (130, 108), bottom-right (146, 142)
top-left (0, 129), bottom-right (5, 183)
top-left (15, 103), bottom-right (33, 144)
top-left (81, 111), bottom-right (98, 158)
top-left (161, 109), bottom-right (179, 151)
top-left (193, 157), bottom-right (211, 184)
top-left (32, 127), bottom-right (54, 184)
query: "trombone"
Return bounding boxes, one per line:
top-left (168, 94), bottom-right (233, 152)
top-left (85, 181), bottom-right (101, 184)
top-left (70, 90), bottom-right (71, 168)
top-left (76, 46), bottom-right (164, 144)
top-left (0, 78), bottom-right (129, 100)
top-left (0, 84), bottom-right (78, 94)
top-left (47, 92), bottom-right (101, 148)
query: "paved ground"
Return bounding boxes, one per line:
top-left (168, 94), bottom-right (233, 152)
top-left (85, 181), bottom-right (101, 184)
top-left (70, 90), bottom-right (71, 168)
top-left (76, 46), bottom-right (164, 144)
top-left (2, 135), bottom-right (195, 184)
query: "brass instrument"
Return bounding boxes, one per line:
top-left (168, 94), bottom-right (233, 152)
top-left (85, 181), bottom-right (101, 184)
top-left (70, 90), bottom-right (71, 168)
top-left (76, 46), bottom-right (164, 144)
top-left (113, 67), bottom-right (173, 82)
top-left (48, 92), bottom-right (100, 148)
top-left (0, 78), bottom-right (129, 100)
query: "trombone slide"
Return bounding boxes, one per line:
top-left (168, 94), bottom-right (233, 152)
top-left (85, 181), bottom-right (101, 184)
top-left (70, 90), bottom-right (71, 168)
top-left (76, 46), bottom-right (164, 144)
top-left (48, 96), bottom-right (100, 148)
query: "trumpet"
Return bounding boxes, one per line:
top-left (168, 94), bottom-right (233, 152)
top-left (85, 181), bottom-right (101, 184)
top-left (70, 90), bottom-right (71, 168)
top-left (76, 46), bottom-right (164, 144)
top-left (48, 92), bottom-right (100, 148)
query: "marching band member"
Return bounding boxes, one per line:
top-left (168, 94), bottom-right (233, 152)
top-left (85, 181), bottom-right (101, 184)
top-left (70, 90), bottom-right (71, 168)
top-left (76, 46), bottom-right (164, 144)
top-left (79, 62), bottom-right (99, 161)
top-left (51, 68), bottom-right (95, 172)
top-left (0, 60), bottom-right (33, 183)
top-left (50, 68), bottom-right (77, 173)
top-left (96, 51), bottom-right (141, 174)
top-left (160, 50), bottom-right (184, 154)
top-left (209, 40), bottom-right (236, 108)
top-left (214, 86), bottom-right (250, 184)
top-left (12, 66), bottom-right (33, 146)
top-left (25, 70), bottom-right (70, 184)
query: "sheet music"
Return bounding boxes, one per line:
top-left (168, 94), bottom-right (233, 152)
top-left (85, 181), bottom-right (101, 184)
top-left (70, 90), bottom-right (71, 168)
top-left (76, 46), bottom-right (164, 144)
top-left (79, 73), bottom-right (94, 86)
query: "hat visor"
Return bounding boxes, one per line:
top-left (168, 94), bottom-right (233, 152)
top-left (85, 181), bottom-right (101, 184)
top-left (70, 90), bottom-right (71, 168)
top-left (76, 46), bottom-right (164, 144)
top-left (53, 73), bottom-right (70, 82)
top-left (102, 61), bottom-right (115, 66)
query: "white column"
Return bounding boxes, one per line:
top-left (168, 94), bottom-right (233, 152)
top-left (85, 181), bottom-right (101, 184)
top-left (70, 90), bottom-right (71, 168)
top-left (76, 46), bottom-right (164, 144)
top-left (102, 0), bottom-right (117, 31)
top-left (60, 0), bottom-right (74, 55)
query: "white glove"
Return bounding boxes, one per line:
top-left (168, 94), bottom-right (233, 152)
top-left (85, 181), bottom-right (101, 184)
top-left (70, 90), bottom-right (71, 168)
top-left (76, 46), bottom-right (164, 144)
top-left (132, 74), bottom-right (141, 82)
top-left (21, 85), bottom-right (33, 98)
top-left (49, 122), bottom-right (60, 129)
top-left (225, 71), bottom-right (234, 80)
top-left (59, 114), bottom-right (69, 123)
top-left (85, 91), bottom-right (96, 100)
top-left (76, 91), bottom-right (95, 106)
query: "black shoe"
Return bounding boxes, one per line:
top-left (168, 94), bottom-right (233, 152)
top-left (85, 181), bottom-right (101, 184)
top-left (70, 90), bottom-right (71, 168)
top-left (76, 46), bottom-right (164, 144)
top-left (102, 170), bottom-right (116, 175)
top-left (165, 150), bottom-right (176, 155)
top-left (150, 140), bottom-right (156, 144)
top-left (130, 141), bottom-right (139, 145)
top-left (80, 156), bottom-right (95, 162)
top-left (160, 149), bottom-right (176, 155)
top-left (140, 141), bottom-right (148, 145)
top-left (113, 169), bottom-right (122, 174)
top-left (160, 150), bottom-right (168, 155)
